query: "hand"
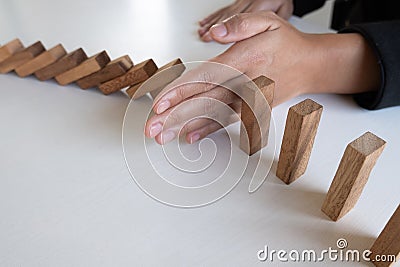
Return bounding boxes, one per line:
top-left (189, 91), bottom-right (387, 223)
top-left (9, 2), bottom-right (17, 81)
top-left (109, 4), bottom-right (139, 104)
top-left (146, 11), bottom-right (380, 145)
top-left (198, 0), bottom-right (293, 42)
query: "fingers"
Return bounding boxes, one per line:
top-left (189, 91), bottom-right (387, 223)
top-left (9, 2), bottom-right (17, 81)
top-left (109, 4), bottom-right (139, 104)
top-left (152, 59), bottom-right (242, 115)
top-left (185, 102), bottom-right (241, 144)
top-left (209, 11), bottom-right (282, 44)
top-left (146, 86), bottom-right (239, 142)
top-left (276, 2), bottom-right (293, 20)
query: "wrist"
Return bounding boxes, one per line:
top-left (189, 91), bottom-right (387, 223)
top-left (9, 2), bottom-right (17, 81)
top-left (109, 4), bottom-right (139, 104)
top-left (306, 33), bottom-right (381, 95)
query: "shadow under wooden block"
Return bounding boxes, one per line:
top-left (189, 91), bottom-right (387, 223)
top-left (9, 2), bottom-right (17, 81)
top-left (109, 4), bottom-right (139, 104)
top-left (276, 99), bottom-right (323, 184)
top-left (34, 48), bottom-right (88, 81)
top-left (98, 59), bottom-right (158, 95)
top-left (321, 132), bottom-right (386, 221)
top-left (239, 75), bottom-right (275, 156)
top-left (76, 55), bottom-right (133, 89)
top-left (127, 58), bottom-right (185, 100)
top-left (54, 51), bottom-right (110, 85)
top-left (0, 41), bottom-right (45, 73)
top-left (15, 44), bottom-right (67, 77)
top-left (0, 38), bottom-right (24, 62)
top-left (371, 205), bottom-right (400, 267)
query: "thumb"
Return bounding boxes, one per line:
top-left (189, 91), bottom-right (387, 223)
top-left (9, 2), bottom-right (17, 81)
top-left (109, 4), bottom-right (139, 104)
top-left (209, 11), bottom-right (282, 44)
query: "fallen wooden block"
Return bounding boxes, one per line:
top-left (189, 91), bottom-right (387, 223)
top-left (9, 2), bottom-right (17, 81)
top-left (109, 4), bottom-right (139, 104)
top-left (0, 41), bottom-right (45, 73)
top-left (76, 55), bottom-right (133, 89)
top-left (15, 44), bottom-right (67, 77)
top-left (0, 38), bottom-right (24, 62)
top-left (54, 51), bottom-right (110, 85)
top-left (127, 58), bottom-right (185, 100)
top-left (239, 75), bottom-right (274, 156)
top-left (321, 132), bottom-right (386, 221)
top-left (98, 59), bottom-right (157, 95)
top-left (34, 48), bottom-right (88, 81)
top-left (370, 205), bottom-right (400, 267)
top-left (276, 99), bottom-right (323, 184)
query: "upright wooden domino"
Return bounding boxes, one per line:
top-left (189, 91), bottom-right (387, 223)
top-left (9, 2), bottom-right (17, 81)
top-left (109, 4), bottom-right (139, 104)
top-left (370, 205), bottom-right (400, 267)
top-left (276, 99), bottom-right (323, 184)
top-left (321, 132), bottom-right (386, 221)
top-left (98, 59), bottom-right (158, 95)
top-left (239, 76), bottom-right (274, 156)
top-left (126, 58), bottom-right (185, 100)
top-left (34, 48), bottom-right (88, 81)
top-left (76, 55), bottom-right (133, 89)
top-left (15, 44), bottom-right (67, 77)
top-left (0, 41), bottom-right (45, 73)
top-left (54, 51), bottom-right (110, 85)
top-left (0, 38), bottom-right (24, 62)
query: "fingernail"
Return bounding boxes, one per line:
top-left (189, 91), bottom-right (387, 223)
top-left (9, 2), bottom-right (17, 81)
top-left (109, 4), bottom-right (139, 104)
top-left (157, 100), bottom-right (170, 114)
top-left (190, 133), bottom-right (201, 144)
top-left (149, 122), bottom-right (162, 138)
top-left (161, 131), bottom-right (176, 144)
top-left (210, 23), bottom-right (227, 37)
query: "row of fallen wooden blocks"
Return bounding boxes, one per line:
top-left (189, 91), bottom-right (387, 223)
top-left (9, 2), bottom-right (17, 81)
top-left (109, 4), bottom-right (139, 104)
top-left (1, 39), bottom-right (398, 265)
top-left (0, 38), bottom-right (185, 98)
top-left (242, 77), bottom-right (398, 267)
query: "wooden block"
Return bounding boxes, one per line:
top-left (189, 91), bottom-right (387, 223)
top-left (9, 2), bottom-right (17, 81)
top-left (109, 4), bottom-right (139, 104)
top-left (54, 51), bottom-right (110, 85)
top-left (127, 58), bottom-right (185, 100)
top-left (0, 38), bottom-right (24, 62)
top-left (149, 58), bottom-right (185, 99)
top-left (76, 55), bottom-right (133, 89)
top-left (0, 41), bottom-right (45, 73)
top-left (34, 48), bottom-right (87, 81)
top-left (276, 99), bottom-right (323, 184)
top-left (321, 132), bottom-right (386, 221)
top-left (239, 76), bottom-right (274, 156)
top-left (98, 59), bottom-right (157, 95)
top-left (15, 44), bottom-right (66, 77)
top-left (371, 205), bottom-right (400, 267)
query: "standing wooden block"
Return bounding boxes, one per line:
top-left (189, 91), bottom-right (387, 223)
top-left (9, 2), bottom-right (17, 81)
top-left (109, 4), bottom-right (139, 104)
top-left (239, 76), bottom-right (274, 156)
top-left (34, 48), bottom-right (88, 81)
top-left (76, 55), bottom-right (133, 89)
top-left (276, 99), bottom-right (323, 184)
top-left (98, 59), bottom-right (157, 95)
top-left (54, 51), bottom-right (110, 85)
top-left (127, 58), bottom-right (185, 100)
top-left (15, 44), bottom-right (66, 77)
top-left (0, 38), bottom-right (24, 62)
top-left (321, 132), bottom-right (386, 221)
top-left (0, 41), bottom-right (45, 73)
top-left (370, 205), bottom-right (400, 267)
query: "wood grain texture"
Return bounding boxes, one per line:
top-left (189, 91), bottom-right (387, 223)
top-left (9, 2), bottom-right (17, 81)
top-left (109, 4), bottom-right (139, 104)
top-left (0, 38), bottom-right (24, 62)
top-left (239, 75), bottom-right (274, 156)
top-left (34, 48), bottom-right (87, 81)
top-left (98, 59), bottom-right (157, 95)
top-left (15, 44), bottom-right (66, 77)
top-left (276, 99), bottom-right (323, 184)
top-left (54, 51), bottom-right (110, 85)
top-left (0, 41), bottom-right (45, 73)
top-left (371, 205), bottom-right (400, 267)
top-left (76, 55), bottom-right (133, 89)
top-left (321, 132), bottom-right (386, 221)
top-left (127, 58), bottom-right (185, 100)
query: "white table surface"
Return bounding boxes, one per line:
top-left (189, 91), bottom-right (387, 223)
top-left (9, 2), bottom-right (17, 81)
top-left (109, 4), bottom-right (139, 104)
top-left (0, 0), bottom-right (399, 266)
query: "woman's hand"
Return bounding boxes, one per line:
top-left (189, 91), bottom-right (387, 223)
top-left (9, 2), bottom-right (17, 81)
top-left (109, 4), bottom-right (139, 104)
top-left (198, 0), bottom-right (293, 42)
top-left (146, 11), bottom-right (380, 145)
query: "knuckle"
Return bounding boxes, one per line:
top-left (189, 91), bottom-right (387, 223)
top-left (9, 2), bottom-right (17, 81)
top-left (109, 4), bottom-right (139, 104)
top-left (175, 86), bottom-right (186, 101)
top-left (203, 98), bottom-right (215, 116)
top-left (165, 110), bottom-right (180, 126)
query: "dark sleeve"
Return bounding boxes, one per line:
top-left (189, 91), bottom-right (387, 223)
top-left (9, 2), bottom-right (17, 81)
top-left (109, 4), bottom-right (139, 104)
top-left (339, 21), bottom-right (400, 110)
top-left (293, 0), bottom-right (326, 17)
